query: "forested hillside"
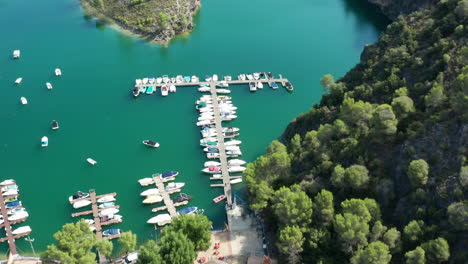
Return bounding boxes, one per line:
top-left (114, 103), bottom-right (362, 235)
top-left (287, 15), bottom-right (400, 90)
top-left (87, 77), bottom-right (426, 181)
top-left (246, 0), bottom-right (468, 263)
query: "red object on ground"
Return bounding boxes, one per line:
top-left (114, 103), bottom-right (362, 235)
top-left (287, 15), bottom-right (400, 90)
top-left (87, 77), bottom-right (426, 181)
top-left (218, 256), bottom-right (225, 260)
top-left (213, 250), bottom-right (220, 255)
top-left (214, 242), bottom-right (220, 249)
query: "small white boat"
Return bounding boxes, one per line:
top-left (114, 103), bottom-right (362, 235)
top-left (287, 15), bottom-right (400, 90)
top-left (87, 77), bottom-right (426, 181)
top-left (230, 178), bottom-right (243, 184)
top-left (176, 75), bottom-right (184, 83)
top-left (161, 85), bottom-right (169, 96)
top-left (0, 179), bottom-right (15, 186)
top-left (97, 195), bottom-right (115, 203)
top-left (228, 159), bottom-right (246, 166)
top-left (142, 78), bottom-right (148, 84)
top-left (212, 174), bottom-right (222, 179)
top-left (249, 82), bottom-right (257, 92)
top-left (222, 127), bottom-right (239, 133)
top-left (201, 137), bottom-right (217, 143)
top-left (8, 211), bottom-right (29, 221)
top-left (207, 153), bottom-right (220, 159)
top-left (228, 166), bottom-right (246, 173)
top-left (13, 50), bottom-right (20, 59)
top-left (217, 89), bottom-right (231, 94)
top-left (156, 77), bottom-right (163, 84)
top-left (169, 85), bottom-right (176, 93)
top-left (143, 195), bottom-right (163, 204)
top-left (202, 167), bottom-right (221, 174)
top-left (162, 75), bottom-right (169, 83)
top-left (55, 68), bottom-right (62, 76)
top-left (224, 75), bottom-right (232, 81)
top-left (147, 213), bottom-right (171, 224)
top-left (41, 136), bottom-right (48, 147)
top-left (257, 82), bottom-right (264, 89)
top-left (135, 79), bottom-right (142, 85)
top-left (170, 77), bottom-right (176, 83)
top-left (20, 97), bottom-right (28, 104)
top-left (15, 78), bottom-right (23, 84)
top-left (246, 74), bottom-right (254, 80)
top-left (216, 81), bottom-right (229, 87)
top-left (165, 182), bottom-right (185, 191)
top-left (253, 73), bottom-right (260, 80)
top-left (191, 76), bottom-right (199, 83)
top-left (86, 158), bottom-right (97, 165)
top-left (46, 82), bottom-right (53, 90)
top-left (98, 202), bottom-right (115, 209)
top-left (225, 146), bottom-right (241, 151)
top-left (199, 115), bottom-right (214, 122)
top-left (196, 120), bottom-right (215, 126)
top-left (204, 161), bottom-right (221, 167)
top-left (12, 226), bottom-right (31, 235)
top-left (2, 189), bottom-right (18, 196)
top-left (138, 178), bottom-right (154, 186)
top-left (213, 74), bottom-right (219, 81)
top-left (7, 207), bottom-right (26, 215)
top-left (198, 87), bottom-right (211, 92)
top-left (140, 188), bottom-right (159, 196)
top-left (225, 140), bottom-right (242, 146)
top-left (226, 149), bottom-right (242, 155)
top-left (238, 74), bottom-right (246, 81)
top-left (99, 208), bottom-right (119, 217)
top-left (84, 219), bottom-right (94, 225)
top-left (73, 200), bottom-right (92, 209)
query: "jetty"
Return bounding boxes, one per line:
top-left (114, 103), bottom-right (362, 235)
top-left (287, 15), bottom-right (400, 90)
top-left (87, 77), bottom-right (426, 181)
top-left (70, 190), bottom-right (122, 240)
top-left (0, 180), bottom-right (31, 258)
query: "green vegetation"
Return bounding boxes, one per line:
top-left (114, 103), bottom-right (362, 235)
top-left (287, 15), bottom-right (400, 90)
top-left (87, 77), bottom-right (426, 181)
top-left (119, 231), bottom-right (137, 254)
top-left (246, 0), bottom-right (468, 262)
top-left (80, 0), bottom-right (200, 43)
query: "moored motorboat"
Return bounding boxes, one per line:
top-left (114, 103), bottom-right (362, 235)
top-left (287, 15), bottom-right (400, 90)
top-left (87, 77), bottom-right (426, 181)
top-left (169, 85), bottom-right (176, 93)
top-left (7, 207), bottom-right (26, 215)
top-left (160, 171), bottom-right (179, 179)
top-left (224, 140), bottom-right (242, 146)
top-left (198, 87), bottom-right (211, 92)
top-left (138, 178), bottom-right (154, 186)
top-left (8, 211), bottom-right (28, 221)
top-left (0, 179), bottom-right (15, 186)
top-left (2, 189), bottom-right (18, 196)
top-left (253, 72), bottom-right (260, 80)
top-left (15, 78), bottom-right (23, 84)
top-left (212, 74), bottom-right (219, 81)
top-left (162, 75), bottom-right (169, 83)
top-left (143, 195), bottom-right (163, 204)
top-left (97, 195), bottom-right (116, 203)
top-left (103, 228), bottom-right (121, 236)
top-left (142, 140), bottom-right (160, 148)
top-left (172, 193), bottom-right (192, 203)
top-left (228, 166), bottom-right (247, 173)
top-left (205, 75), bottom-right (212, 82)
top-left (12, 226), bottom-right (31, 235)
top-left (191, 76), bottom-right (199, 83)
top-left (177, 206), bottom-right (198, 215)
top-left (267, 72), bottom-right (274, 79)
top-left (161, 85), bottom-right (169, 96)
top-left (51, 120), bottom-right (59, 130)
top-left (73, 200), bottom-right (92, 209)
top-left (257, 82), bottom-right (264, 89)
top-left (20, 97), bottom-right (28, 105)
top-left (228, 159), bottom-right (246, 166)
top-left (203, 147), bottom-right (219, 153)
top-left (170, 77), bottom-right (176, 83)
top-left (5, 201), bottom-right (21, 208)
top-left (156, 77), bottom-right (162, 84)
top-left (69, 191), bottom-right (89, 203)
top-left (213, 195), bottom-right (226, 203)
top-left (246, 74), bottom-right (254, 80)
top-left (146, 86), bottom-right (154, 94)
top-left (98, 202), bottom-right (115, 209)
top-left (238, 74), bottom-right (246, 80)
top-left (230, 178), bottom-right (243, 184)
top-left (202, 167), bottom-right (221, 174)
top-left (224, 75), bottom-right (232, 81)
top-left (249, 82), bottom-right (257, 92)
top-left (165, 182), bottom-right (185, 191)
top-left (147, 213), bottom-right (171, 224)
top-left (271, 82), bottom-right (279, 89)
top-left (184, 76), bottom-right (191, 82)
top-left (84, 219), bottom-right (95, 225)
top-left (207, 153), bottom-right (220, 159)
top-left (46, 82), bottom-right (53, 90)
top-left (87, 158), bottom-right (97, 165)
top-left (285, 81), bottom-right (294, 91)
top-left (99, 208), bottom-right (119, 217)
top-left (55, 68), bottom-right (62, 76)
top-left (41, 136), bottom-right (48, 147)
top-left (2, 185), bottom-right (18, 192)
top-left (176, 75), bottom-right (184, 83)
top-left (140, 188), bottom-right (159, 196)
top-left (216, 89), bottom-right (231, 94)
top-left (225, 145), bottom-right (241, 151)
top-left (204, 161), bottom-right (221, 167)
top-left (216, 81), bottom-right (229, 87)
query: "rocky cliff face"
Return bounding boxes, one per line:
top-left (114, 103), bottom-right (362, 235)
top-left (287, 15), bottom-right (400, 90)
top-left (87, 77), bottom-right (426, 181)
top-left (367, 0), bottom-right (437, 19)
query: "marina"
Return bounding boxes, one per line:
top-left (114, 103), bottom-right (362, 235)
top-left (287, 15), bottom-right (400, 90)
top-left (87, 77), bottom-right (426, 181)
top-left (0, 180), bottom-right (32, 258)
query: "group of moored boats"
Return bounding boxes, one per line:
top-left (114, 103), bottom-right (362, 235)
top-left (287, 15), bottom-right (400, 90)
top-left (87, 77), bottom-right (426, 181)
top-left (133, 72), bottom-right (293, 97)
top-left (69, 191), bottom-right (122, 236)
top-left (0, 179), bottom-right (33, 238)
top-left (195, 94), bottom-right (246, 203)
top-left (138, 172), bottom-right (200, 226)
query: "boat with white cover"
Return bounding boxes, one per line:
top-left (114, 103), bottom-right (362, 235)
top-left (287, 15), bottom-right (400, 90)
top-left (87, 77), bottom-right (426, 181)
top-left (228, 159), bottom-right (246, 166)
top-left (99, 208), bottom-right (119, 217)
top-left (13, 50), bottom-right (20, 59)
top-left (87, 158), bottom-right (97, 165)
top-left (230, 178), bottom-right (243, 184)
top-left (228, 166), bottom-right (247, 173)
top-left (140, 188), bottom-right (159, 196)
top-left (41, 136), bottom-right (48, 147)
top-left (198, 87), bottom-right (211, 92)
top-left (2, 189), bottom-right (17, 196)
top-left (238, 74), bottom-right (246, 80)
top-left (7, 207), bottom-right (26, 215)
top-left (253, 73), bottom-right (260, 80)
top-left (15, 78), bottom-right (23, 84)
top-left (169, 85), bottom-right (176, 93)
top-left (257, 82), bottom-right (264, 89)
top-left (204, 161), bottom-right (221, 167)
top-left (55, 68), bottom-right (62, 76)
top-left (216, 89), bottom-right (231, 94)
top-left (0, 179), bottom-right (15, 186)
top-left (138, 178), bottom-right (154, 186)
top-left (97, 195), bottom-right (115, 203)
top-left (12, 226), bottom-right (31, 235)
top-left (161, 85), bottom-right (169, 96)
top-left (8, 211), bottom-right (29, 221)
top-left (46, 82), bottom-right (53, 90)
top-left (225, 140), bottom-right (242, 146)
top-left (147, 213), bottom-right (171, 224)
top-left (21, 97), bottom-right (27, 105)
top-left (143, 195), bottom-right (163, 204)
top-left (207, 153), bottom-right (220, 159)
top-left (73, 200), bottom-right (92, 209)
top-left (165, 182), bottom-right (185, 191)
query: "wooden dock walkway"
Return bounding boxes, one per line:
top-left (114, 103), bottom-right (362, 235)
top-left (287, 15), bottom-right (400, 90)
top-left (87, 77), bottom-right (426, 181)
top-left (209, 82), bottom-right (233, 206)
top-left (0, 181), bottom-right (31, 257)
top-left (152, 175), bottom-right (178, 218)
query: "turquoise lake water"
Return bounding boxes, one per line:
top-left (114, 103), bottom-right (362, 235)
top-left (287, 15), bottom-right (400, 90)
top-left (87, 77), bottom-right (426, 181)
top-left (0, 0), bottom-right (388, 255)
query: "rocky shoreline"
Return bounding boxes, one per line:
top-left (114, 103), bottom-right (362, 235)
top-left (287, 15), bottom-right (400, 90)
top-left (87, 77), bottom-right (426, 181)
top-left (81, 0), bottom-right (201, 44)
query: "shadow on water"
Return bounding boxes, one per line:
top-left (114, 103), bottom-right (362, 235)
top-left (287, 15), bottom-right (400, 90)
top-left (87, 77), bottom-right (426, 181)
top-left (95, 20), bottom-right (107, 31)
top-left (342, 0), bottom-right (392, 32)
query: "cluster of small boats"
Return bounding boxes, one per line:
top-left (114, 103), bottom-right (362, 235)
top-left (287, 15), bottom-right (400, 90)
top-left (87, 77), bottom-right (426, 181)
top-left (0, 179), bottom-right (32, 238)
top-left (68, 191), bottom-right (122, 235)
top-left (138, 171), bottom-right (200, 226)
top-left (133, 75), bottom-right (187, 97)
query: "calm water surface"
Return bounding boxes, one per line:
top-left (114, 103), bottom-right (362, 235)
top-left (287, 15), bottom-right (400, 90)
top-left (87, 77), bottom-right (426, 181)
top-left (0, 0), bottom-right (388, 255)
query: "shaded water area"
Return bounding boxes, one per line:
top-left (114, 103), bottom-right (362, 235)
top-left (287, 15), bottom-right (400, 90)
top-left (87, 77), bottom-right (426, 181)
top-left (0, 0), bottom-right (389, 255)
